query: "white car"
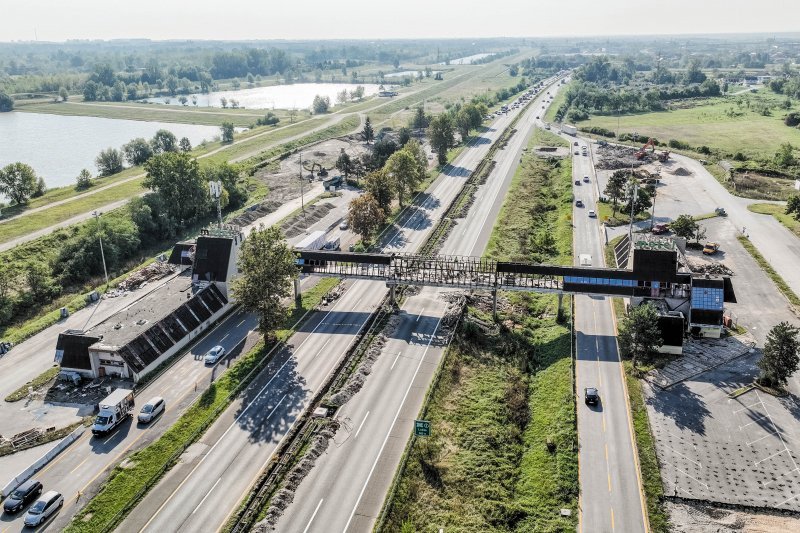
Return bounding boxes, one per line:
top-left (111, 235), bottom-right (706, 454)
top-left (204, 345), bottom-right (226, 365)
top-left (588, 210), bottom-right (597, 218)
top-left (23, 491), bottom-right (63, 527)
top-left (137, 396), bottom-right (165, 424)
top-left (339, 220), bottom-right (349, 230)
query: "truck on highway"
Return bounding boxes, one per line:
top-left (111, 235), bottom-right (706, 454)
top-left (91, 388), bottom-right (134, 436)
top-left (294, 230), bottom-right (327, 252)
top-left (561, 124), bottom-right (577, 136)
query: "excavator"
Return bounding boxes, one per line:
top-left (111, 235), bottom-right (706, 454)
top-left (635, 138), bottom-right (670, 162)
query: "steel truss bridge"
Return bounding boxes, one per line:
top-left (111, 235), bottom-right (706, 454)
top-left (296, 251), bottom-right (694, 299)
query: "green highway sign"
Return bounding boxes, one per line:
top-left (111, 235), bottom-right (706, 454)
top-left (414, 420), bottom-right (431, 437)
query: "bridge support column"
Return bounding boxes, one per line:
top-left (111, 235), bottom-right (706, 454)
top-left (492, 290), bottom-right (498, 321)
top-left (389, 285), bottom-right (396, 306)
top-left (294, 279), bottom-right (301, 301)
top-left (557, 292), bottom-right (564, 322)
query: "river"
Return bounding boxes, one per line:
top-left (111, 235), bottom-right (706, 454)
top-left (0, 112), bottom-right (220, 190)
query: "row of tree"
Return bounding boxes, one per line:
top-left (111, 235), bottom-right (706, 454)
top-left (0, 163), bottom-right (46, 204)
top-left (95, 129), bottom-right (192, 177)
top-left (0, 152), bottom-right (248, 327)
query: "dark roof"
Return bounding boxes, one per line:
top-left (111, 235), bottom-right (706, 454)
top-left (56, 332), bottom-right (100, 370)
top-left (168, 241), bottom-right (196, 266)
top-left (192, 236), bottom-right (233, 283)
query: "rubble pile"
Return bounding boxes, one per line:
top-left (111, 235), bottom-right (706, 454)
top-left (687, 259), bottom-right (734, 276)
top-left (253, 420), bottom-right (340, 532)
top-left (230, 199), bottom-right (282, 227)
top-left (672, 166), bottom-right (692, 176)
top-left (117, 262), bottom-right (175, 292)
top-left (595, 144), bottom-right (648, 170)
top-left (281, 202), bottom-right (336, 238)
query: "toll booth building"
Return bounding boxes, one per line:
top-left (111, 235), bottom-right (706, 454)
top-left (55, 227), bottom-right (242, 383)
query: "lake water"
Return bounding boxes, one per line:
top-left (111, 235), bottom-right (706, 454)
top-left (440, 53), bottom-right (495, 65)
top-left (146, 83), bottom-right (382, 110)
top-left (384, 70), bottom-right (442, 78)
top-left (0, 112), bottom-right (220, 190)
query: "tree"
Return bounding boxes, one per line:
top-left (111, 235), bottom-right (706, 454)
top-left (335, 152), bottom-right (353, 181)
top-left (33, 176), bottom-right (46, 198)
top-left (670, 214), bottom-right (699, 240)
top-left (758, 322), bottom-right (800, 388)
top-left (232, 225), bottom-right (297, 338)
top-left (58, 87), bottom-right (69, 102)
top-left (95, 148), bottom-right (125, 176)
top-left (352, 85), bottom-right (365, 100)
top-left (624, 186), bottom-right (652, 217)
top-left (0, 162), bottom-right (38, 204)
top-left (75, 169), bottom-right (93, 191)
top-left (312, 94), bottom-right (330, 114)
top-left (202, 161), bottom-right (248, 210)
top-left (786, 195), bottom-right (800, 220)
top-left (775, 142), bottom-right (796, 168)
top-left (143, 152), bottom-right (208, 223)
top-left (362, 117), bottom-right (374, 144)
top-left (348, 193), bottom-right (386, 241)
top-left (364, 169), bottom-right (395, 214)
top-left (336, 89), bottom-right (349, 105)
top-left (150, 129), bottom-right (178, 155)
top-left (427, 114), bottom-right (455, 165)
top-left (166, 75), bottom-right (179, 96)
top-left (25, 261), bottom-right (61, 304)
top-left (411, 106), bottom-right (429, 129)
top-left (178, 95), bottom-right (188, 106)
top-left (122, 138), bottom-right (154, 166)
top-left (618, 302), bottom-right (663, 372)
top-left (0, 90), bottom-right (13, 112)
top-left (220, 96), bottom-right (228, 108)
top-left (604, 170), bottom-right (628, 216)
top-left (179, 137), bottom-right (192, 152)
top-left (386, 148), bottom-right (425, 206)
top-left (221, 122), bottom-right (235, 144)
top-left (111, 80), bottom-right (126, 102)
top-left (398, 127), bottom-right (412, 146)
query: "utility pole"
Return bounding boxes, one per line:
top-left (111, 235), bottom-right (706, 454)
top-left (628, 179), bottom-right (638, 245)
top-left (299, 152), bottom-right (305, 214)
top-left (93, 211), bottom-right (109, 287)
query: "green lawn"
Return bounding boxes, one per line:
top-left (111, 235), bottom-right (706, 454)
top-left (748, 203), bottom-right (800, 239)
top-left (580, 91), bottom-right (800, 159)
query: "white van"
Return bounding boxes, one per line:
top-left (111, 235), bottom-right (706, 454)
top-left (579, 254), bottom-right (592, 266)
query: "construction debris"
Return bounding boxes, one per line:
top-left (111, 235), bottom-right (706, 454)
top-left (230, 199), bottom-right (282, 227)
top-left (281, 202), bottom-right (336, 238)
top-left (686, 258), bottom-right (734, 276)
top-left (115, 262), bottom-right (176, 293)
top-left (672, 166), bottom-right (692, 176)
top-left (595, 144), bottom-right (648, 170)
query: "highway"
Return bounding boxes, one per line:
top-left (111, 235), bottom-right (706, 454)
top-left (572, 138), bottom-right (648, 532)
top-left (274, 79), bottom-right (558, 532)
top-left (112, 88), bottom-right (536, 533)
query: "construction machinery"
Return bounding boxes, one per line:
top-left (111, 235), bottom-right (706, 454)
top-left (702, 242), bottom-right (720, 255)
top-left (635, 138), bottom-right (656, 160)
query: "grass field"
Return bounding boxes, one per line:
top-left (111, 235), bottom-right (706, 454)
top-left (381, 137), bottom-right (577, 532)
top-left (18, 101), bottom-right (310, 127)
top-left (580, 90), bottom-right (800, 159)
top-left (747, 202), bottom-right (800, 238)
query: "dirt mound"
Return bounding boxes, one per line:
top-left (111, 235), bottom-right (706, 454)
top-left (672, 166), bottom-right (692, 176)
top-left (280, 202), bottom-right (336, 238)
top-left (595, 144), bottom-right (648, 170)
top-left (229, 199), bottom-right (282, 227)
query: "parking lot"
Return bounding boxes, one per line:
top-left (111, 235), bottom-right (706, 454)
top-left (645, 352), bottom-right (800, 511)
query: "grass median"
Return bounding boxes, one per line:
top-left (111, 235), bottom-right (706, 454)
top-left (64, 277), bottom-right (339, 533)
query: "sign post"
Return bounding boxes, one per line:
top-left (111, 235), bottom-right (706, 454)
top-left (414, 420), bottom-right (431, 437)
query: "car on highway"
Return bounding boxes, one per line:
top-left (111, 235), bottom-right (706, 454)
top-left (3, 479), bottom-right (42, 514)
top-left (574, 150), bottom-right (579, 155)
top-left (588, 209), bottom-right (596, 218)
top-left (585, 387), bottom-right (600, 406)
top-left (573, 141), bottom-right (579, 146)
top-left (23, 490), bottom-right (63, 527)
top-left (574, 179), bottom-right (581, 185)
top-left (204, 345), bottom-right (226, 365)
top-left (575, 199), bottom-right (584, 207)
top-left (339, 220), bottom-right (349, 230)
top-left (583, 175), bottom-right (590, 182)
top-left (137, 396), bottom-right (165, 424)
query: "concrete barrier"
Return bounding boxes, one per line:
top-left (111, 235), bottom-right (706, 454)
top-left (1, 425), bottom-right (84, 497)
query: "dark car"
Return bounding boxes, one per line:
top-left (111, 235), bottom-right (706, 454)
top-left (585, 387), bottom-right (600, 406)
top-left (576, 199), bottom-right (584, 207)
top-left (3, 479), bottom-right (42, 514)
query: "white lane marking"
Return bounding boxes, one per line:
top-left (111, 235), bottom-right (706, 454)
top-left (355, 411), bottom-right (370, 440)
top-left (390, 351), bottom-right (402, 371)
top-left (313, 339), bottom-right (331, 360)
top-left (236, 319), bottom-right (246, 327)
top-left (102, 428), bottom-right (121, 445)
top-left (69, 457), bottom-right (89, 474)
top-left (192, 477), bottom-right (221, 515)
top-left (416, 308), bottom-right (425, 322)
top-left (303, 499), bottom-right (324, 533)
top-left (221, 333), bottom-right (229, 341)
top-left (341, 316), bottom-right (444, 533)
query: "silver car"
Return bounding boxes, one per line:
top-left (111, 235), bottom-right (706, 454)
top-left (204, 345), bottom-right (226, 365)
top-left (137, 396), bottom-right (165, 424)
top-left (23, 490), bottom-right (63, 527)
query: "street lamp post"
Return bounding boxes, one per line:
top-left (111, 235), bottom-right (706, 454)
top-left (92, 211), bottom-right (109, 287)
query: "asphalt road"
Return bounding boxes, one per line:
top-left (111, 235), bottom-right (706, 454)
top-left (274, 77), bottom-right (562, 533)
top-left (113, 93), bottom-right (531, 533)
top-left (572, 140), bottom-right (647, 533)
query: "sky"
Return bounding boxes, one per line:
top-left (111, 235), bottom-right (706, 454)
top-left (3, 0), bottom-right (800, 42)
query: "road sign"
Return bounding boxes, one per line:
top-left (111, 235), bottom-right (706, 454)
top-left (414, 420), bottom-right (431, 437)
